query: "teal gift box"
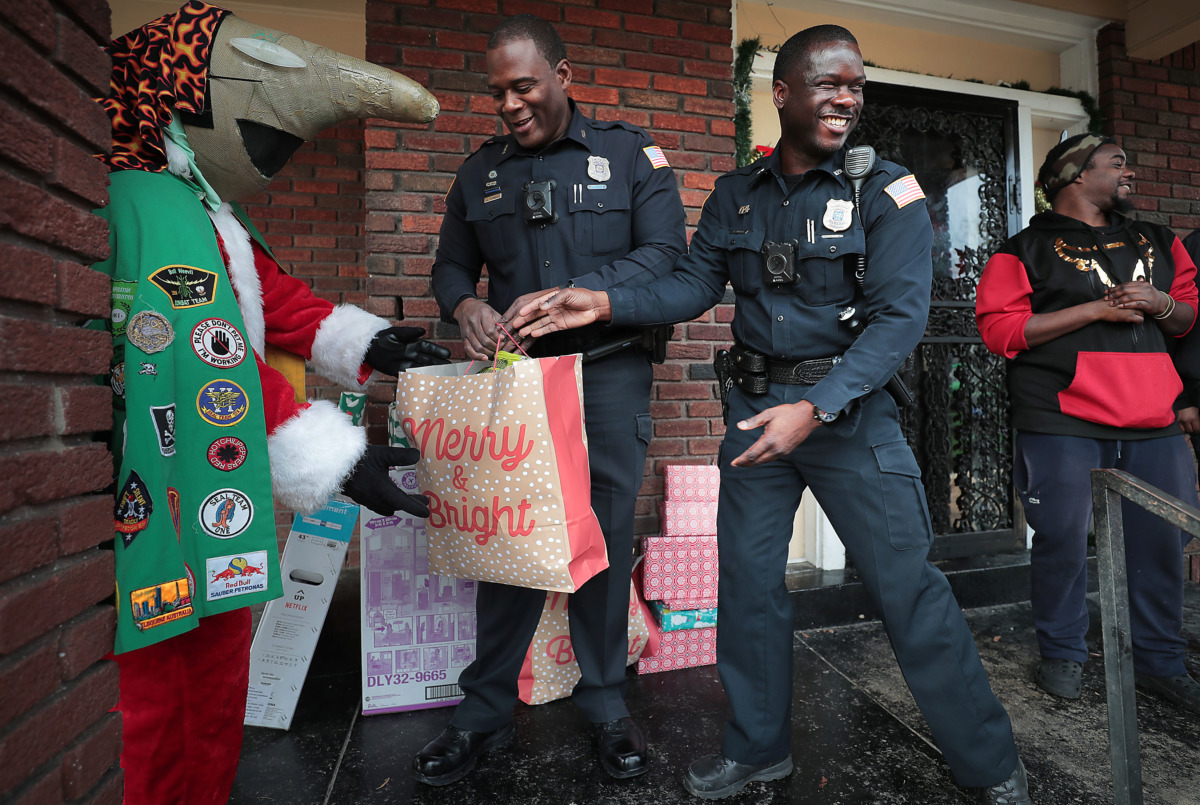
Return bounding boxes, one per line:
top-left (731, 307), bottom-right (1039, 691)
top-left (649, 600), bottom-right (718, 632)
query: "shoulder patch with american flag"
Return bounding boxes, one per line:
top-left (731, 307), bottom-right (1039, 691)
top-left (883, 174), bottom-right (925, 208)
top-left (643, 146), bottom-right (670, 169)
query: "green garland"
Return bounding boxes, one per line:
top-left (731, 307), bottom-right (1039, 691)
top-left (734, 37), bottom-right (760, 168)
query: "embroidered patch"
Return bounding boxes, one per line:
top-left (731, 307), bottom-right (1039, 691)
top-left (114, 470), bottom-right (153, 544)
top-left (197, 380), bottom-right (249, 427)
top-left (148, 265), bottom-right (218, 308)
top-left (191, 318), bottom-right (247, 368)
top-left (642, 146), bottom-right (669, 169)
top-left (149, 404), bottom-right (176, 456)
top-left (138, 362), bottom-right (157, 376)
top-left (167, 487), bottom-right (181, 539)
top-left (207, 436), bottom-right (248, 471)
top-left (130, 576), bottom-right (194, 631)
top-left (587, 155), bottom-right (611, 182)
top-left (127, 311), bottom-right (174, 354)
top-left (199, 488), bottom-right (254, 539)
top-left (110, 362), bottom-right (125, 398)
top-left (823, 198), bottom-right (854, 232)
top-left (883, 175), bottom-right (925, 208)
top-left (206, 551), bottom-right (269, 601)
top-left (111, 280), bottom-right (137, 337)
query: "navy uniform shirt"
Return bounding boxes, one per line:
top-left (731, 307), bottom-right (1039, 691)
top-left (431, 101), bottom-right (687, 349)
top-left (607, 146), bottom-right (933, 417)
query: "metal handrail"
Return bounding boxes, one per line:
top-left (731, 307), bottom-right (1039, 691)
top-left (1089, 469), bottom-right (1200, 805)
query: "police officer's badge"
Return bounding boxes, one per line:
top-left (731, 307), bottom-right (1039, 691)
top-left (587, 155), bottom-right (611, 182)
top-left (823, 198), bottom-right (854, 232)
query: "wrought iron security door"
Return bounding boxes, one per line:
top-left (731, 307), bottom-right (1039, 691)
top-left (847, 84), bottom-right (1024, 559)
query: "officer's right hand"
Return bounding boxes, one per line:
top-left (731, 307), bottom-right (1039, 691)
top-left (731, 400), bottom-right (820, 467)
top-left (454, 298), bottom-right (502, 360)
top-left (510, 288), bottom-right (613, 339)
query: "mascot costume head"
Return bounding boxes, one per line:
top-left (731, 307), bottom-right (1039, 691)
top-left (97, 6), bottom-right (446, 804)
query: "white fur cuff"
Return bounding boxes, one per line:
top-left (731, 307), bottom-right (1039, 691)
top-left (268, 400), bottom-right (366, 515)
top-left (310, 305), bottom-right (390, 388)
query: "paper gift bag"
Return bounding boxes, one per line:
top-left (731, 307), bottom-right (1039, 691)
top-left (395, 356), bottom-right (608, 593)
top-left (517, 576), bottom-right (657, 706)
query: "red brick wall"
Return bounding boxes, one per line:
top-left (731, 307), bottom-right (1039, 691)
top-left (242, 124), bottom-right (370, 562)
top-left (364, 0), bottom-right (735, 537)
top-left (0, 1), bottom-right (123, 803)
top-left (1099, 23), bottom-right (1200, 237)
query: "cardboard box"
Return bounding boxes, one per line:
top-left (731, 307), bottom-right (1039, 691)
top-left (360, 468), bottom-right (478, 715)
top-left (636, 625), bottom-right (717, 674)
top-left (660, 500), bottom-right (719, 537)
top-left (649, 600), bottom-right (718, 632)
top-left (641, 534), bottom-right (718, 609)
top-left (245, 497), bottom-right (358, 729)
top-left (664, 464), bottom-right (720, 502)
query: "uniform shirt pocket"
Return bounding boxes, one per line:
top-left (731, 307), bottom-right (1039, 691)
top-left (793, 228), bottom-right (862, 307)
top-left (872, 439), bottom-right (933, 551)
top-left (568, 184), bottom-right (632, 256)
top-left (720, 227), bottom-right (766, 292)
top-left (465, 193), bottom-right (520, 264)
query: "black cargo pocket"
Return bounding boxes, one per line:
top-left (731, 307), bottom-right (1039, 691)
top-left (636, 412), bottom-right (653, 446)
top-left (873, 440), bottom-right (933, 551)
top-left (465, 194), bottom-right (519, 263)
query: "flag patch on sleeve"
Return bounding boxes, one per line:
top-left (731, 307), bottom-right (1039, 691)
top-left (883, 175), bottom-right (925, 208)
top-left (643, 146), bottom-right (670, 169)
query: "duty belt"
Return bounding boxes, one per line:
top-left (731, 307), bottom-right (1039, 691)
top-left (728, 343), bottom-right (838, 394)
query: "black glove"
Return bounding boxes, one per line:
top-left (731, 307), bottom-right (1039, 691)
top-left (364, 326), bottom-right (452, 375)
top-left (340, 445), bottom-right (430, 517)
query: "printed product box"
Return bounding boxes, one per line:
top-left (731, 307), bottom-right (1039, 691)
top-left (359, 467), bottom-right (478, 715)
top-left (636, 625), bottom-right (717, 674)
top-left (649, 600), bottom-right (718, 632)
top-left (641, 534), bottom-right (718, 609)
top-left (660, 500), bottom-right (719, 537)
top-left (664, 464), bottom-right (720, 502)
top-left (244, 496), bottom-right (358, 729)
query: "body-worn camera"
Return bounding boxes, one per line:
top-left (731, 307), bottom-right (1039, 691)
top-left (762, 239), bottom-right (800, 285)
top-left (522, 180), bottom-right (558, 224)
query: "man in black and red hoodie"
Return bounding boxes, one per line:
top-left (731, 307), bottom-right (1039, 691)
top-left (977, 133), bottom-right (1200, 713)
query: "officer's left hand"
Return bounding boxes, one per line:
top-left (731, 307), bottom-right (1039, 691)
top-left (365, 326), bottom-right (452, 375)
top-left (731, 400), bottom-right (820, 467)
top-left (498, 288), bottom-right (561, 349)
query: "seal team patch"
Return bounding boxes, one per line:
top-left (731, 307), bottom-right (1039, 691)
top-left (115, 470), bottom-right (153, 545)
top-left (197, 380), bottom-right (249, 427)
top-left (207, 436), bottom-right (248, 471)
top-left (130, 575), bottom-right (194, 631)
top-left (149, 265), bottom-right (218, 309)
top-left (191, 318), bottom-right (246, 368)
top-left (127, 310), bottom-right (174, 354)
top-left (149, 404), bottom-right (176, 456)
top-left (199, 488), bottom-right (254, 539)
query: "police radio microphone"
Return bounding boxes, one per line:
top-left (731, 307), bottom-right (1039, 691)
top-left (843, 145), bottom-right (875, 288)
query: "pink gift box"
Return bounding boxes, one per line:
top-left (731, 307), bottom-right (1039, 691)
top-left (664, 464), bottom-right (720, 502)
top-left (636, 625), bottom-right (717, 674)
top-left (641, 535), bottom-right (718, 606)
top-left (660, 500), bottom-right (718, 537)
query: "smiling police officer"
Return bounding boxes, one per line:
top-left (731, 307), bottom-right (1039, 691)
top-left (412, 14), bottom-right (687, 788)
top-left (513, 25), bottom-right (1033, 804)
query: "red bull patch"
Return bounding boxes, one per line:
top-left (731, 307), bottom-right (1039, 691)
top-left (130, 575), bottom-right (194, 631)
top-left (198, 488), bottom-right (254, 539)
top-left (197, 380), bottom-right (249, 427)
top-left (206, 550), bottom-right (269, 601)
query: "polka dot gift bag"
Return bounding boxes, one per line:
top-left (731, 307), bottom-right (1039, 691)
top-left (394, 355), bottom-right (609, 592)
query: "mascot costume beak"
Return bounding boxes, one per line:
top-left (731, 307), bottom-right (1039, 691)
top-left (96, 5), bottom-right (448, 804)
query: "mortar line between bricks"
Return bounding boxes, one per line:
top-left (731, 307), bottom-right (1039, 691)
top-left (323, 703), bottom-right (360, 805)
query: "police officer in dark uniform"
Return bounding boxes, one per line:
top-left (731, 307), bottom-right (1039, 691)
top-left (513, 25), bottom-right (1032, 804)
top-left (411, 14), bottom-right (687, 786)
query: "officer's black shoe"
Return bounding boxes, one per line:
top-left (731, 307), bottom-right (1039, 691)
top-left (593, 717), bottom-right (648, 779)
top-left (977, 758), bottom-right (1032, 805)
top-left (1136, 671), bottom-right (1200, 714)
top-left (412, 723), bottom-right (514, 786)
top-left (682, 752), bottom-right (793, 800)
top-left (1034, 657), bottom-right (1083, 700)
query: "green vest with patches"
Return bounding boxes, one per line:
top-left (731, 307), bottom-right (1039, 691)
top-left (95, 169), bottom-right (282, 654)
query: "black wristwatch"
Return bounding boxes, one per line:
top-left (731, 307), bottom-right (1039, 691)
top-left (813, 406), bottom-right (839, 424)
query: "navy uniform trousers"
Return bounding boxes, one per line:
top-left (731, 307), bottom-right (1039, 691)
top-left (718, 384), bottom-right (1019, 788)
top-left (450, 351), bottom-right (653, 730)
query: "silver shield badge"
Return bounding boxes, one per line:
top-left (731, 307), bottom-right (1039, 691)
top-left (823, 198), bottom-right (854, 232)
top-left (587, 155), bottom-right (611, 183)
